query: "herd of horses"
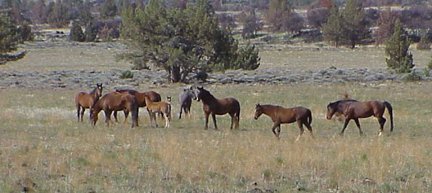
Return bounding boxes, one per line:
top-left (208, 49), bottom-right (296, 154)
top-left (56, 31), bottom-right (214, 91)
top-left (75, 84), bottom-right (394, 139)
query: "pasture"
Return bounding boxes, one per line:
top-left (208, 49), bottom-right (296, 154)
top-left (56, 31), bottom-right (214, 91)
top-left (1, 42), bottom-right (432, 192)
top-left (1, 82), bottom-right (432, 192)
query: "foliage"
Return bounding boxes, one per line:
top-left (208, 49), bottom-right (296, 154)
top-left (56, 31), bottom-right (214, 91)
top-left (120, 70), bottom-right (134, 79)
top-left (374, 8), bottom-right (399, 45)
top-left (239, 7), bottom-right (262, 39)
top-left (84, 21), bottom-right (98, 42)
top-left (17, 23), bottom-right (33, 42)
top-left (307, 7), bottom-right (330, 28)
top-left (0, 12), bottom-right (19, 54)
top-left (385, 20), bottom-right (414, 73)
top-left (100, 0), bottom-right (117, 19)
top-left (265, 0), bottom-right (292, 32)
top-left (46, 0), bottom-right (69, 27)
top-left (232, 42), bottom-right (260, 70)
top-left (120, 0), bottom-right (260, 83)
top-left (322, 6), bottom-right (344, 47)
top-left (416, 33), bottom-right (430, 50)
top-left (322, 0), bottom-right (369, 48)
top-left (69, 21), bottom-right (85, 42)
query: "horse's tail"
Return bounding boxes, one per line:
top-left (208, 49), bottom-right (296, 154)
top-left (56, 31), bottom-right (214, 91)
top-left (383, 101), bottom-right (394, 132)
top-left (307, 109), bottom-right (313, 125)
top-left (236, 101), bottom-right (241, 129)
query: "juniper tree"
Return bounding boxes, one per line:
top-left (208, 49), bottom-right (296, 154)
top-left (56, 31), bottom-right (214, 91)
top-left (322, 6), bottom-right (344, 47)
top-left (121, 0), bottom-right (260, 83)
top-left (385, 20), bottom-right (414, 73)
top-left (0, 12), bottom-right (19, 54)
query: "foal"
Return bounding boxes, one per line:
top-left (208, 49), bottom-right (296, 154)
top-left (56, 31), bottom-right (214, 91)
top-left (75, 83), bottom-right (103, 122)
top-left (143, 95), bottom-right (171, 128)
top-left (254, 104), bottom-right (314, 140)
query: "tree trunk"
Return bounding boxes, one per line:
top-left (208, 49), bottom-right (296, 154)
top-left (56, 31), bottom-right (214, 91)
top-left (170, 66), bottom-right (181, 83)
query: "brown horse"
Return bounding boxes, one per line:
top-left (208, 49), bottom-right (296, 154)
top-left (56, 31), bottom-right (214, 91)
top-left (194, 87), bottom-right (240, 130)
top-left (254, 104), bottom-right (314, 140)
top-left (90, 92), bottom-right (139, 128)
top-left (113, 89), bottom-right (161, 121)
top-left (143, 95), bottom-right (171, 128)
top-left (326, 99), bottom-right (394, 136)
top-left (74, 83), bottom-right (103, 122)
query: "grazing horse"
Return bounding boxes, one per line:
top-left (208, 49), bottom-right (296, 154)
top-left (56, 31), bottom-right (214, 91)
top-left (178, 86), bottom-right (196, 119)
top-left (194, 87), bottom-right (240, 130)
top-left (74, 83), bottom-right (103, 122)
top-left (113, 89), bottom-right (161, 121)
top-left (90, 92), bottom-right (139, 128)
top-left (143, 95), bottom-right (171, 128)
top-left (326, 99), bottom-right (394, 136)
top-left (254, 104), bottom-right (314, 140)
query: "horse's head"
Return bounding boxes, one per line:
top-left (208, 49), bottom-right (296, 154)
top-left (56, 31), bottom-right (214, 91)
top-left (166, 96), bottom-right (172, 103)
top-left (254, 104), bottom-right (263, 120)
top-left (326, 102), bottom-right (337, 120)
top-left (96, 83), bottom-right (103, 97)
top-left (194, 86), bottom-right (205, 102)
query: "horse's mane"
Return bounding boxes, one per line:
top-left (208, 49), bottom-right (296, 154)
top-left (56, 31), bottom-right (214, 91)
top-left (328, 99), bottom-right (358, 108)
top-left (198, 88), bottom-right (216, 101)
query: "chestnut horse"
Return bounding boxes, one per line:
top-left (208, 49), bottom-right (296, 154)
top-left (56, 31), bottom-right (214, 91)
top-left (254, 104), bottom-right (313, 140)
top-left (90, 92), bottom-right (139, 128)
top-left (143, 95), bottom-right (171, 128)
top-left (113, 89), bottom-right (161, 121)
top-left (74, 83), bottom-right (103, 122)
top-left (326, 99), bottom-right (394, 136)
top-left (194, 87), bottom-right (240, 130)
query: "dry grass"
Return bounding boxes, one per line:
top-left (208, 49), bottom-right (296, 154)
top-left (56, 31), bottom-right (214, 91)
top-left (1, 83), bottom-right (432, 192)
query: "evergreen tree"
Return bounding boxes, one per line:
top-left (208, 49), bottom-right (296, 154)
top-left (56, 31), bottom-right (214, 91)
top-left (341, 0), bottom-right (369, 48)
top-left (121, 0), bottom-right (260, 83)
top-left (69, 21), bottom-right (85, 42)
top-left (385, 20), bottom-right (414, 73)
top-left (0, 12), bottom-right (19, 54)
top-left (322, 6), bottom-right (343, 47)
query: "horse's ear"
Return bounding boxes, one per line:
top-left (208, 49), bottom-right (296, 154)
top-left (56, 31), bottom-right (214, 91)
top-left (256, 103), bottom-right (260, 108)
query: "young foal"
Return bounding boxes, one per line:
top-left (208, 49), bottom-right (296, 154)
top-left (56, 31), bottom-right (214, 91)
top-left (74, 83), bottom-right (103, 122)
top-left (143, 95), bottom-right (171, 128)
top-left (326, 99), bottom-right (394, 136)
top-left (90, 92), bottom-right (139, 128)
top-left (178, 86), bottom-right (196, 119)
top-left (254, 104), bottom-right (313, 140)
top-left (194, 87), bottom-right (240, 130)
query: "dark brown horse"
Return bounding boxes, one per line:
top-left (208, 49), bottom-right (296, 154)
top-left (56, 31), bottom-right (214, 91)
top-left (194, 87), bottom-right (240, 130)
top-left (254, 104), bottom-right (313, 140)
top-left (90, 92), bottom-right (139, 128)
top-left (113, 89), bottom-right (161, 121)
top-left (326, 99), bottom-right (394, 136)
top-left (74, 83), bottom-right (103, 122)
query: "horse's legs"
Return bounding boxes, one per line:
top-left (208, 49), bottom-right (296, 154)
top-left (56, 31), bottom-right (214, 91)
top-left (178, 107), bottom-right (183, 119)
top-left (113, 111), bottom-right (119, 122)
top-left (123, 110), bottom-right (129, 125)
top-left (271, 122), bottom-right (281, 139)
top-left (211, 113), bottom-right (218, 130)
top-left (164, 113), bottom-right (170, 128)
top-left (80, 108), bottom-right (85, 122)
top-left (104, 110), bottom-right (112, 126)
top-left (296, 120), bottom-right (305, 141)
top-left (204, 112), bottom-right (210, 130)
top-left (378, 117), bottom-right (386, 136)
top-left (304, 120), bottom-right (314, 139)
top-left (353, 118), bottom-right (364, 136)
top-left (340, 118), bottom-right (351, 135)
top-left (229, 113), bottom-right (234, 130)
top-left (76, 105), bottom-right (81, 122)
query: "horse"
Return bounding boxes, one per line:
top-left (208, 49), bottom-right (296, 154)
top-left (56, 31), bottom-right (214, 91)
top-left (194, 87), bottom-right (240, 130)
top-left (74, 83), bottom-right (103, 122)
top-left (326, 99), bottom-right (394, 136)
top-left (113, 89), bottom-right (161, 121)
top-left (254, 104), bottom-right (314, 140)
top-left (90, 92), bottom-right (139, 128)
top-left (143, 94), bottom-right (171, 128)
top-left (178, 86), bottom-right (196, 119)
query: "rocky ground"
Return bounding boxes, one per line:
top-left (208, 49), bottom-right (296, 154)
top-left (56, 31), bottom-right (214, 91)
top-left (0, 41), bottom-right (430, 90)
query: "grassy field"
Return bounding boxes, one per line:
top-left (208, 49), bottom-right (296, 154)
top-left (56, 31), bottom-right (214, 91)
top-left (1, 82), bottom-right (432, 192)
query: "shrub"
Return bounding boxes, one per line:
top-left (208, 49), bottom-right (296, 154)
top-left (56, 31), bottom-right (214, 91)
top-left (385, 20), bottom-right (414, 73)
top-left (120, 70), bottom-right (134, 79)
top-left (416, 33), bottom-right (431, 50)
top-left (69, 21), bottom-right (85, 42)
